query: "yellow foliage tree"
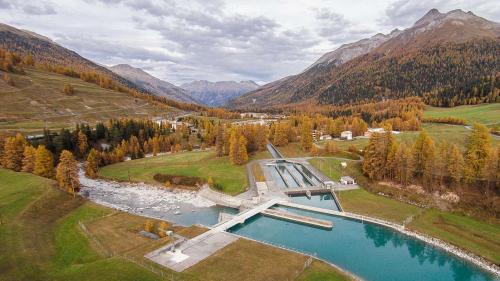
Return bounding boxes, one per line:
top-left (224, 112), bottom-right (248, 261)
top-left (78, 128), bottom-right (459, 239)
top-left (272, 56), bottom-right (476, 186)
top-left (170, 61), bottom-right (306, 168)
top-left (56, 150), bottom-right (79, 194)
top-left (85, 148), bottom-right (100, 178)
top-left (34, 145), bottom-right (54, 178)
top-left (21, 145), bottom-right (37, 173)
top-left (2, 133), bottom-right (26, 171)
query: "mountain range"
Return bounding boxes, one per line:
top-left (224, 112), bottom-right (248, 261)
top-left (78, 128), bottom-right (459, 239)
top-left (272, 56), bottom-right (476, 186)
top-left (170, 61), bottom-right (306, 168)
top-left (181, 80), bottom-right (259, 106)
top-left (229, 9), bottom-right (500, 109)
top-left (108, 64), bottom-right (198, 104)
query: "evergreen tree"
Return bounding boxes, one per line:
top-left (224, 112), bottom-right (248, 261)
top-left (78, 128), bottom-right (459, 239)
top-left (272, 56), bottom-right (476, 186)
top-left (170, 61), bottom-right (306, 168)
top-left (34, 145), bottom-right (54, 178)
top-left (21, 145), bottom-right (36, 173)
top-left (77, 131), bottom-right (88, 158)
top-left (56, 150), bottom-right (79, 194)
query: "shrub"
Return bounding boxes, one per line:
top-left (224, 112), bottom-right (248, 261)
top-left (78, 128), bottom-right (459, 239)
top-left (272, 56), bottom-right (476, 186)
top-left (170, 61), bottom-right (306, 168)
top-left (2, 73), bottom-right (14, 86)
top-left (63, 83), bottom-right (74, 95)
top-left (153, 173), bottom-right (205, 186)
top-left (144, 220), bottom-right (154, 232)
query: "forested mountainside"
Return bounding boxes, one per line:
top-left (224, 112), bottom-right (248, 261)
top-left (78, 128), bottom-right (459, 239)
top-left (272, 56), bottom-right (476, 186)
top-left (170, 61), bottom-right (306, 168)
top-left (181, 80), bottom-right (259, 106)
top-left (230, 9), bottom-right (500, 110)
top-left (109, 64), bottom-right (199, 104)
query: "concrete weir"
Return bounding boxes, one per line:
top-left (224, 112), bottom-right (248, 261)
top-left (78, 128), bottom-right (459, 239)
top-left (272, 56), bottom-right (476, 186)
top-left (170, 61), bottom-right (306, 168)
top-left (261, 209), bottom-right (333, 229)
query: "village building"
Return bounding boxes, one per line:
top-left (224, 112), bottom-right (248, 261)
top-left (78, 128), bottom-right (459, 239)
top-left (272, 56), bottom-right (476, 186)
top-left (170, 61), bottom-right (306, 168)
top-left (340, 176), bottom-right (356, 185)
top-left (340, 131), bottom-right (353, 140)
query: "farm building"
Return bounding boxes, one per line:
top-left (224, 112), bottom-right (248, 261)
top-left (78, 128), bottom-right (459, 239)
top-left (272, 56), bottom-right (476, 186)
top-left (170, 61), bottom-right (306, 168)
top-left (340, 176), bottom-right (356, 185)
top-left (340, 131), bottom-right (353, 140)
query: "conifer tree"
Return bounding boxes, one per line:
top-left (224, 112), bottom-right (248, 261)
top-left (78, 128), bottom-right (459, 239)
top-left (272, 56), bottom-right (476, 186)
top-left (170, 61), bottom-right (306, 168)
top-left (310, 144), bottom-right (319, 157)
top-left (300, 117), bottom-right (313, 152)
top-left (21, 145), bottom-right (36, 173)
top-left (215, 125), bottom-right (224, 157)
top-left (2, 133), bottom-right (26, 171)
top-left (447, 144), bottom-right (464, 185)
top-left (34, 145), bottom-right (54, 178)
top-left (236, 135), bottom-right (249, 165)
top-left (151, 136), bottom-right (160, 156)
top-left (86, 148), bottom-right (100, 178)
top-left (77, 131), bottom-right (88, 158)
top-left (411, 132), bottom-right (435, 178)
top-left (229, 129), bottom-right (239, 164)
top-left (56, 150), bottom-right (79, 194)
top-left (464, 123), bottom-right (492, 183)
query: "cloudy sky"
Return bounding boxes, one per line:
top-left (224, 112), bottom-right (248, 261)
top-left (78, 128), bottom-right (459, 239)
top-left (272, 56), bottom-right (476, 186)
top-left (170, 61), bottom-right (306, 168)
top-left (1, 0), bottom-right (499, 85)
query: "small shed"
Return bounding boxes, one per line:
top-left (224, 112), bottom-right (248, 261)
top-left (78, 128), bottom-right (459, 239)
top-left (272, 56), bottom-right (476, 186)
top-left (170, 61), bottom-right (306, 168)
top-left (340, 162), bottom-right (347, 168)
top-left (256, 182), bottom-right (268, 195)
top-left (340, 131), bottom-right (353, 140)
top-left (340, 176), bottom-right (356, 185)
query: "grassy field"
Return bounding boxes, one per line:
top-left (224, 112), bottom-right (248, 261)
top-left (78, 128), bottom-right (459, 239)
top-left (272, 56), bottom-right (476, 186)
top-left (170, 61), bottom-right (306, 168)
top-left (308, 158), bottom-right (345, 181)
top-left (0, 68), bottom-right (176, 133)
top-left (186, 239), bottom-right (352, 281)
top-left (98, 150), bottom-right (248, 195)
top-left (316, 123), bottom-right (499, 152)
top-left (408, 209), bottom-right (500, 265)
top-left (0, 168), bottom-right (351, 281)
top-left (424, 103), bottom-right (500, 126)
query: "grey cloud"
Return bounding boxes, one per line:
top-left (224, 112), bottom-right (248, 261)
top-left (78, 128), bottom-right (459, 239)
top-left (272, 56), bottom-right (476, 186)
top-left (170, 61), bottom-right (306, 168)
top-left (22, 3), bottom-right (57, 15)
top-left (54, 34), bottom-right (179, 64)
top-left (0, 0), bottom-right (11, 9)
top-left (313, 8), bottom-right (374, 43)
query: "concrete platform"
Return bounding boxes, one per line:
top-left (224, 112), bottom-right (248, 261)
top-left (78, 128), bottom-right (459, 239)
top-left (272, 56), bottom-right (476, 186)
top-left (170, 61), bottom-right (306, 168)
top-left (261, 209), bottom-right (333, 229)
top-left (145, 231), bottom-right (238, 272)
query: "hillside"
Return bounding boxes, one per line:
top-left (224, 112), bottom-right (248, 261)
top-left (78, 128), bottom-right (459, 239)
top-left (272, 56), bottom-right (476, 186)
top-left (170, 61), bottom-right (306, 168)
top-left (181, 80), bottom-right (259, 106)
top-left (0, 23), bottom-right (139, 90)
top-left (0, 68), bottom-right (178, 133)
top-left (109, 64), bottom-right (199, 104)
top-left (230, 9), bottom-right (500, 110)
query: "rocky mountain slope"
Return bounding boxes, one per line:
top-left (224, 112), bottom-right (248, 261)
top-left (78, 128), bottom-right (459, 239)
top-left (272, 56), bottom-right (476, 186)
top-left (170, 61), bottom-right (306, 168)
top-left (181, 80), bottom-right (259, 106)
top-left (0, 23), bottom-right (136, 89)
top-left (109, 64), bottom-right (199, 104)
top-left (230, 9), bottom-right (500, 109)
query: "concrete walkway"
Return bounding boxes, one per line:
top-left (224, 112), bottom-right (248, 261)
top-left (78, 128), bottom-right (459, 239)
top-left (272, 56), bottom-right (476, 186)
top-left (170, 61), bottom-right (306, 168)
top-left (145, 198), bottom-right (282, 272)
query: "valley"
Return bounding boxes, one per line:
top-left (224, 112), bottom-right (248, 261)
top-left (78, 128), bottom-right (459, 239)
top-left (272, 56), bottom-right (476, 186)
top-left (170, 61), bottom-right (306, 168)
top-left (0, 3), bottom-right (499, 281)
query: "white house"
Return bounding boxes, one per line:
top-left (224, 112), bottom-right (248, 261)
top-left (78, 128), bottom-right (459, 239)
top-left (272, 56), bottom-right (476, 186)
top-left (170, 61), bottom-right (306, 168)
top-left (364, 128), bottom-right (385, 138)
top-left (340, 176), bottom-right (356, 185)
top-left (340, 131), bottom-right (353, 140)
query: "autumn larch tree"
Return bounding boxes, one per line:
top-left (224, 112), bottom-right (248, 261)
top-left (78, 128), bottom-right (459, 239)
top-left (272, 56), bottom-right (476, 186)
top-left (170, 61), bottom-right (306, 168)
top-left (300, 117), bottom-right (313, 152)
top-left (21, 145), bottom-right (37, 173)
top-left (34, 145), bottom-right (54, 178)
top-left (86, 148), bottom-right (100, 179)
top-left (56, 150), bottom-right (80, 195)
top-left (447, 144), bottom-right (464, 185)
top-left (215, 125), bottom-right (224, 157)
top-left (2, 133), bottom-right (26, 171)
top-left (464, 123), bottom-right (492, 184)
top-left (236, 135), bottom-right (249, 165)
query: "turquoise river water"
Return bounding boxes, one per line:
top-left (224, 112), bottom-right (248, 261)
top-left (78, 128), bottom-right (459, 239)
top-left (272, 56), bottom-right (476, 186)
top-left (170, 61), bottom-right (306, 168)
top-left (229, 206), bottom-right (498, 281)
